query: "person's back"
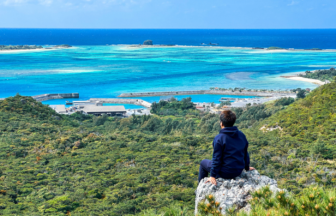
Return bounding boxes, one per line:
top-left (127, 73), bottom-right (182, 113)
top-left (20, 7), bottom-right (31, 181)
top-left (198, 110), bottom-right (254, 185)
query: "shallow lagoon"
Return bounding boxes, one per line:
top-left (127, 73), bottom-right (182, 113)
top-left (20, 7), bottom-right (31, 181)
top-left (1, 45), bottom-right (336, 106)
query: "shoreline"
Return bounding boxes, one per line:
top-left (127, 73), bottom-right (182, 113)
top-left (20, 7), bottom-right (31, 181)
top-left (280, 76), bottom-right (325, 85)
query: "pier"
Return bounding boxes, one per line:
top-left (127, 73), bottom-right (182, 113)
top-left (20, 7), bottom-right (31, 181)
top-left (118, 90), bottom-right (296, 98)
top-left (89, 98), bottom-right (151, 108)
top-left (32, 93), bottom-right (79, 102)
top-left (0, 93), bottom-right (79, 102)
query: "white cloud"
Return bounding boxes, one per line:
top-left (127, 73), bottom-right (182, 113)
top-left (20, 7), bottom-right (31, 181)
top-left (2, 0), bottom-right (28, 6)
top-left (39, 0), bottom-right (52, 5)
top-left (287, 1), bottom-right (299, 6)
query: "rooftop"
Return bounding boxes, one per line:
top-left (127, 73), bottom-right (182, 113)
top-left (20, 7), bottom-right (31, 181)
top-left (82, 105), bottom-right (126, 113)
top-left (53, 105), bottom-right (67, 113)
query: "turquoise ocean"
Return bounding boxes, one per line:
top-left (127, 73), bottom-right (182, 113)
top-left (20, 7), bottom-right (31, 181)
top-left (1, 29), bottom-right (336, 108)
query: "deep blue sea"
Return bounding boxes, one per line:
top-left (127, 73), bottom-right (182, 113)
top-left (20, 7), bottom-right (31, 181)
top-left (2, 29), bottom-right (336, 49)
top-left (1, 29), bottom-right (336, 107)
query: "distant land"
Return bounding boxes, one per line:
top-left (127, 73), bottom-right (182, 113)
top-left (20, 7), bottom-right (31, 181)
top-left (0, 44), bottom-right (72, 52)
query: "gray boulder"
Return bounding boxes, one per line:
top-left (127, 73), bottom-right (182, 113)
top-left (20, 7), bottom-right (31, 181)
top-left (143, 40), bottom-right (153, 45)
top-left (195, 170), bottom-right (280, 215)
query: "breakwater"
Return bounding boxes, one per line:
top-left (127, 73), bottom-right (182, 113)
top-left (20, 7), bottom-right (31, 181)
top-left (89, 98), bottom-right (152, 108)
top-left (118, 90), bottom-right (296, 98)
top-left (33, 93), bottom-right (79, 102)
top-left (0, 93), bottom-right (79, 102)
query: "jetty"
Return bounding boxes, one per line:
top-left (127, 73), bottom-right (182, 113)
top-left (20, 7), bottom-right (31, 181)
top-left (32, 93), bottom-right (79, 102)
top-left (0, 93), bottom-right (79, 102)
top-left (89, 98), bottom-right (151, 108)
top-left (118, 90), bottom-right (296, 98)
top-left (72, 98), bottom-right (152, 108)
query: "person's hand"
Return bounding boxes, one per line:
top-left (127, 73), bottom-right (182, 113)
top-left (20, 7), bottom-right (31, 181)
top-left (249, 167), bottom-right (255, 171)
top-left (205, 177), bottom-right (217, 185)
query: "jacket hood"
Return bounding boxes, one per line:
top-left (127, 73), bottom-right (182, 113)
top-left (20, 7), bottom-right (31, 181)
top-left (220, 126), bottom-right (239, 137)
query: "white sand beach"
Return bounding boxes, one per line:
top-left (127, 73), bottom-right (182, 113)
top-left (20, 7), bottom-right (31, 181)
top-left (0, 48), bottom-right (53, 54)
top-left (0, 47), bottom-right (74, 54)
top-left (281, 76), bottom-right (325, 85)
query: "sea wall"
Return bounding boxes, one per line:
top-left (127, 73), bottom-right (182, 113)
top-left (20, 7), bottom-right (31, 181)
top-left (89, 98), bottom-right (152, 108)
top-left (118, 90), bottom-right (296, 98)
top-left (33, 93), bottom-right (79, 102)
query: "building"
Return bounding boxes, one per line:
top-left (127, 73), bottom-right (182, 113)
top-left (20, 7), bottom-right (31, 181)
top-left (52, 105), bottom-right (67, 114)
top-left (81, 105), bottom-right (126, 116)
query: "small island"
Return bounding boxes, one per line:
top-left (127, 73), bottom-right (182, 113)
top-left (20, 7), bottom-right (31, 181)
top-left (53, 44), bottom-right (72, 48)
top-left (0, 44), bottom-right (72, 52)
top-left (267, 46), bottom-right (284, 50)
top-left (0, 45), bottom-right (43, 50)
top-left (143, 40), bottom-right (153, 45)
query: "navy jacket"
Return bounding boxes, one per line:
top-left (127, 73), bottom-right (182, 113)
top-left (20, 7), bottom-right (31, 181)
top-left (210, 126), bottom-right (250, 178)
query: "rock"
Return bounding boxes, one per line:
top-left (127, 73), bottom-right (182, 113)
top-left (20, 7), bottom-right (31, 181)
top-left (20, 99), bottom-right (27, 104)
top-left (195, 170), bottom-right (281, 215)
top-left (143, 40), bottom-right (153, 45)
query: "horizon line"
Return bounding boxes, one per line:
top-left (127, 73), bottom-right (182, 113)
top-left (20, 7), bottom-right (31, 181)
top-left (1, 28), bottom-right (336, 30)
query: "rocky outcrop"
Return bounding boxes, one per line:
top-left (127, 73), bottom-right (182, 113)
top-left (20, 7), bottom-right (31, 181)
top-left (195, 170), bottom-right (281, 215)
top-left (143, 40), bottom-right (153, 45)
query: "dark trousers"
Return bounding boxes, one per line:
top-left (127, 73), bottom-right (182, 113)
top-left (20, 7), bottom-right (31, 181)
top-left (198, 159), bottom-right (212, 182)
top-left (198, 159), bottom-right (242, 182)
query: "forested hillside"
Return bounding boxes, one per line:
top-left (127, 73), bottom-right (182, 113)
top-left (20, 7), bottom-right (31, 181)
top-left (0, 81), bottom-right (336, 215)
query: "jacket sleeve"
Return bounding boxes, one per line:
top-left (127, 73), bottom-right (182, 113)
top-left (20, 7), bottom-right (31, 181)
top-left (210, 136), bottom-right (224, 178)
top-left (244, 141), bottom-right (250, 171)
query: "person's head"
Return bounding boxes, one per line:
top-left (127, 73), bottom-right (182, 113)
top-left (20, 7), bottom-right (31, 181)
top-left (220, 110), bottom-right (236, 128)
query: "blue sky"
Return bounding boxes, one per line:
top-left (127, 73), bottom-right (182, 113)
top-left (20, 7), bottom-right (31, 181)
top-left (0, 0), bottom-right (335, 28)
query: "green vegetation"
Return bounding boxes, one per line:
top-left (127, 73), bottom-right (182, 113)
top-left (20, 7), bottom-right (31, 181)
top-left (291, 88), bottom-right (308, 99)
top-left (219, 101), bottom-right (231, 106)
top-left (151, 97), bottom-right (198, 116)
top-left (1, 81), bottom-right (336, 215)
top-left (197, 194), bottom-right (223, 216)
top-left (299, 68), bottom-right (336, 82)
top-left (248, 186), bottom-right (335, 216)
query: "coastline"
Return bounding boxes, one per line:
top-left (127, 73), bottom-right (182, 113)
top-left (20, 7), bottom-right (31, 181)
top-left (280, 76), bottom-right (325, 85)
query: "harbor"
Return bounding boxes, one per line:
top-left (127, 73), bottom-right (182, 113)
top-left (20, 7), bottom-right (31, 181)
top-left (1, 91), bottom-right (297, 117)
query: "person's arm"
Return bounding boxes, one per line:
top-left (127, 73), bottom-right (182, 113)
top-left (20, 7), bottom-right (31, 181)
top-left (210, 137), bottom-right (224, 178)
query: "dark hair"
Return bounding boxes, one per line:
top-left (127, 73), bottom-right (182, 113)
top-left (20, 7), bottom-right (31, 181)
top-left (220, 110), bottom-right (236, 127)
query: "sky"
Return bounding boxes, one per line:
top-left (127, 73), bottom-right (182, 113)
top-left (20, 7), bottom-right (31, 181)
top-left (0, 0), bottom-right (335, 28)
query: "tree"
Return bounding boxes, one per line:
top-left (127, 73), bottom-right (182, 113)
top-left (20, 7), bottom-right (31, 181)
top-left (296, 89), bottom-right (306, 99)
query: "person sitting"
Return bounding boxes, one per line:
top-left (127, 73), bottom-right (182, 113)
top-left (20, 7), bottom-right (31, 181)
top-left (198, 110), bottom-right (255, 185)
